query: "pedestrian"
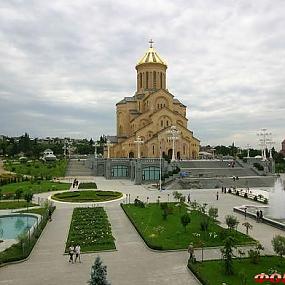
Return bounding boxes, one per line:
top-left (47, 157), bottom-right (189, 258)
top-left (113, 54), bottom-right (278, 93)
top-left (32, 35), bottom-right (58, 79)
top-left (187, 193), bottom-right (191, 203)
top-left (224, 187), bottom-right (227, 193)
top-left (259, 210), bottom-right (263, 222)
top-left (68, 245), bottom-right (74, 263)
top-left (216, 191), bottom-right (219, 200)
top-left (244, 207), bottom-right (247, 219)
top-left (221, 187), bottom-right (224, 193)
top-left (256, 210), bottom-right (260, 222)
top-left (188, 243), bottom-right (194, 261)
top-left (74, 244), bottom-right (81, 263)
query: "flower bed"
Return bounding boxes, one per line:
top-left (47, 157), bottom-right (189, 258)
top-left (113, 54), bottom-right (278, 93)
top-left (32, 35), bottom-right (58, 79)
top-left (65, 207), bottom-right (115, 252)
top-left (52, 190), bottom-right (122, 203)
top-left (78, 182), bottom-right (97, 189)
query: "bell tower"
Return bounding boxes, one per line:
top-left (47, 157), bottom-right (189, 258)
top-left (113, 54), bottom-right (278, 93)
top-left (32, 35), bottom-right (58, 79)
top-left (135, 40), bottom-right (167, 94)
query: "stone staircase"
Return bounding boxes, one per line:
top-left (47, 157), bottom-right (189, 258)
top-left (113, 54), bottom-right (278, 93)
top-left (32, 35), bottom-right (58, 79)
top-left (65, 159), bottom-right (93, 177)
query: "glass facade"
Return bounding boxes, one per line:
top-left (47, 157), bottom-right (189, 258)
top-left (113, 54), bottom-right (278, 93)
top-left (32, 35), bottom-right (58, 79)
top-left (142, 166), bottom-right (160, 181)
top-left (112, 165), bottom-right (129, 177)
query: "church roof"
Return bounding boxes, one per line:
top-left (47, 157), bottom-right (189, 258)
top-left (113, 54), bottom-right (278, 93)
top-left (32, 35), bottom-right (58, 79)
top-left (137, 46), bottom-right (167, 67)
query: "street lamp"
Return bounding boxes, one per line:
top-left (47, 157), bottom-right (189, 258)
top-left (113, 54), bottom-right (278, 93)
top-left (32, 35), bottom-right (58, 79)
top-left (106, 139), bottom-right (113, 159)
top-left (266, 138), bottom-right (275, 159)
top-left (246, 144), bottom-right (251, 158)
top-left (134, 136), bottom-right (144, 159)
top-left (93, 142), bottom-right (100, 158)
top-left (167, 126), bottom-right (180, 162)
top-left (257, 128), bottom-right (271, 160)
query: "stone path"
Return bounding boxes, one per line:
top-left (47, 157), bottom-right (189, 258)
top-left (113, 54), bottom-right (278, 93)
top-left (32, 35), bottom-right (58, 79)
top-left (0, 177), bottom-right (284, 285)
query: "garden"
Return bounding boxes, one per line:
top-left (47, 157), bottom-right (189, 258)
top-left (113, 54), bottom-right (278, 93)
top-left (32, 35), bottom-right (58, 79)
top-left (65, 207), bottom-right (115, 252)
top-left (188, 235), bottom-right (285, 285)
top-left (52, 190), bottom-right (122, 203)
top-left (78, 182), bottom-right (97, 189)
top-left (121, 196), bottom-right (254, 250)
top-left (4, 159), bottom-right (67, 178)
top-left (0, 180), bottom-right (70, 197)
top-left (0, 200), bottom-right (37, 209)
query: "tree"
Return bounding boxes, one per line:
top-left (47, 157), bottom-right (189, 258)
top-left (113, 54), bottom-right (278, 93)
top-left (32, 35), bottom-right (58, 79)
top-left (248, 242), bottom-right (264, 264)
top-left (24, 191), bottom-right (33, 210)
top-left (88, 256), bottom-right (111, 285)
top-left (15, 188), bottom-right (23, 202)
top-left (242, 222), bottom-right (253, 235)
top-left (160, 203), bottom-right (170, 220)
top-left (221, 236), bottom-right (236, 275)
top-left (225, 215), bottom-right (239, 231)
top-left (172, 191), bottom-right (183, 202)
top-left (272, 235), bottom-right (285, 258)
top-left (180, 213), bottom-right (191, 232)
top-left (208, 207), bottom-right (218, 220)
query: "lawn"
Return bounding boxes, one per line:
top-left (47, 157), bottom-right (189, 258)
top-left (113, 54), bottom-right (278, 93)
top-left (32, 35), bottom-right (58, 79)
top-left (4, 159), bottom-right (68, 178)
top-left (188, 256), bottom-right (285, 285)
top-left (122, 203), bottom-right (255, 250)
top-left (65, 207), bottom-right (115, 252)
top-left (0, 181), bottom-right (70, 195)
top-left (52, 190), bottom-right (122, 203)
top-left (78, 182), bottom-right (97, 189)
top-left (0, 200), bottom-right (37, 209)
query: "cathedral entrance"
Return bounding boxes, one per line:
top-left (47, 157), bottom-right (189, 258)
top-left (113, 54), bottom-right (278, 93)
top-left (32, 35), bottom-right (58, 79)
top-left (177, 151), bottom-right (181, 160)
top-left (168, 149), bottom-right (173, 158)
top-left (129, 151), bottom-right (134, 158)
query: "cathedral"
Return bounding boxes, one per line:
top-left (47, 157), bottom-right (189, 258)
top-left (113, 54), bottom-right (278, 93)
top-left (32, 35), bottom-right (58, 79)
top-left (107, 41), bottom-right (200, 159)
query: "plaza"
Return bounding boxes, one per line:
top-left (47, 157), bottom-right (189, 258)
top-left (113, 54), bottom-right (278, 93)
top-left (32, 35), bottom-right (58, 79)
top-left (1, 169), bottom-right (284, 285)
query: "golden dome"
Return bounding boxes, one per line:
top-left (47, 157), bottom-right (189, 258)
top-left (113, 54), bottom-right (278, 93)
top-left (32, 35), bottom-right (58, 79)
top-left (136, 43), bottom-right (167, 67)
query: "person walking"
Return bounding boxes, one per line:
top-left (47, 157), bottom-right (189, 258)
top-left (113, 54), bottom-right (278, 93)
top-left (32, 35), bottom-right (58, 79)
top-left (244, 207), bottom-right (247, 219)
top-left (187, 193), bottom-right (191, 204)
top-left (259, 210), bottom-right (263, 222)
top-left (216, 191), bottom-right (219, 200)
top-left (74, 244), bottom-right (81, 263)
top-left (188, 243), bottom-right (194, 261)
top-left (256, 210), bottom-right (260, 222)
top-left (68, 245), bottom-right (74, 263)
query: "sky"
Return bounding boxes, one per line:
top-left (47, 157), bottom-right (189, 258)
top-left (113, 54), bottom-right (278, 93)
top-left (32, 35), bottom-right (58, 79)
top-left (0, 0), bottom-right (284, 149)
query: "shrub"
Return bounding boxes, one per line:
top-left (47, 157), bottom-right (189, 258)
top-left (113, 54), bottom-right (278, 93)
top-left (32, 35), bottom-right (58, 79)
top-left (272, 235), bottom-right (285, 258)
top-left (248, 243), bottom-right (264, 264)
top-left (208, 207), bottom-right (218, 220)
top-left (200, 220), bottom-right (209, 232)
top-left (253, 163), bottom-right (264, 171)
top-left (134, 198), bottom-right (145, 208)
top-left (225, 215), bottom-right (239, 230)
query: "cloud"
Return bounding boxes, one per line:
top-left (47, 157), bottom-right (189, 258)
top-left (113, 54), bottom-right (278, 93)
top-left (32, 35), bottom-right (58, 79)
top-left (0, 0), bottom-right (284, 150)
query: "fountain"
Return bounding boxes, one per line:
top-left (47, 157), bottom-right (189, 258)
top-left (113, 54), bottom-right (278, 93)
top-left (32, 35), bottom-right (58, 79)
top-left (269, 178), bottom-right (285, 219)
top-left (233, 178), bottom-right (285, 230)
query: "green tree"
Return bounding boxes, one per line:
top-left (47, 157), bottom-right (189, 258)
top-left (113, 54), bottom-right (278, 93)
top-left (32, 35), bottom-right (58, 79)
top-left (180, 213), bottom-right (191, 232)
top-left (208, 207), bottom-right (218, 221)
top-left (221, 236), bottom-right (236, 275)
top-left (272, 235), bottom-right (285, 259)
top-left (24, 191), bottom-right (33, 210)
top-left (242, 222), bottom-right (253, 235)
top-left (172, 191), bottom-right (183, 202)
top-left (88, 256), bottom-right (111, 285)
top-left (248, 242), bottom-right (264, 264)
top-left (225, 215), bottom-right (239, 231)
top-left (15, 188), bottom-right (23, 202)
top-left (160, 203), bottom-right (170, 220)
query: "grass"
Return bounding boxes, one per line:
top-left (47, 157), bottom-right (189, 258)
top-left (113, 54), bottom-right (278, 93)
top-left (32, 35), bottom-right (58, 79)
top-left (122, 203), bottom-right (255, 250)
top-left (0, 200), bottom-right (37, 209)
top-left (65, 207), bottom-right (115, 252)
top-left (188, 256), bottom-right (285, 285)
top-left (52, 190), bottom-right (122, 203)
top-left (4, 159), bottom-right (68, 178)
top-left (0, 180), bottom-right (70, 195)
top-left (78, 182), bottom-right (97, 189)
top-left (16, 207), bottom-right (48, 216)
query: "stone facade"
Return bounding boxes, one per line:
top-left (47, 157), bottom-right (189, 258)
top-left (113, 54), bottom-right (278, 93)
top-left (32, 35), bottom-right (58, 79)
top-left (107, 43), bottom-right (200, 159)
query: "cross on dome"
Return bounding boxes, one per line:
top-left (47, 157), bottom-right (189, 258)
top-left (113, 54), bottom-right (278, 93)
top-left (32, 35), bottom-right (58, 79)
top-left (149, 39), bottom-right (154, 48)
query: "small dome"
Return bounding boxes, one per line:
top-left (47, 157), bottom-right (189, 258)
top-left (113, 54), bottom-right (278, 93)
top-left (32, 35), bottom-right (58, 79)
top-left (137, 46), bottom-right (167, 67)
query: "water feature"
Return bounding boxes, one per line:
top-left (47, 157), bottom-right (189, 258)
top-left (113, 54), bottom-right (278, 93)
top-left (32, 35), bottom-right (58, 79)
top-left (269, 178), bottom-right (285, 219)
top-left (0, 214), bottom-right (37, 240)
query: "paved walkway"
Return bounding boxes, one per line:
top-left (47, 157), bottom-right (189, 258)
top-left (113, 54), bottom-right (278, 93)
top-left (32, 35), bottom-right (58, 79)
top-left (0, 177), bottom-right (284, 285)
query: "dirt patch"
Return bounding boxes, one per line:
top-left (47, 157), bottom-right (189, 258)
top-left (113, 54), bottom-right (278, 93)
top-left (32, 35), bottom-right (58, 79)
top-left (0, 160), bottom-right (10, 174)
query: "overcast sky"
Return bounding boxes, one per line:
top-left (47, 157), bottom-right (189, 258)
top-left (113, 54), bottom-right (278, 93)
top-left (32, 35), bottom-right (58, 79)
top-left (0, 0), bottom-right (284, 149)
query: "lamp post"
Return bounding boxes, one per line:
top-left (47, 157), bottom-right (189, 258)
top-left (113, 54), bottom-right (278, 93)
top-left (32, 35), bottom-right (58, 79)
top-left (246, 144), bottom-right (251, 158)
top-left (106, 139), bottom-right (113, 159)
top-left (93, 142), bottom-right (100, 158)
top-left (257, 128), bottom-right (271, 160)
top-left (134, 136), bottom-right (144, 159)
top-left (266, 139), bottom-right (275, 159)
top-left (167, 126), bottom-right (180, 162)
